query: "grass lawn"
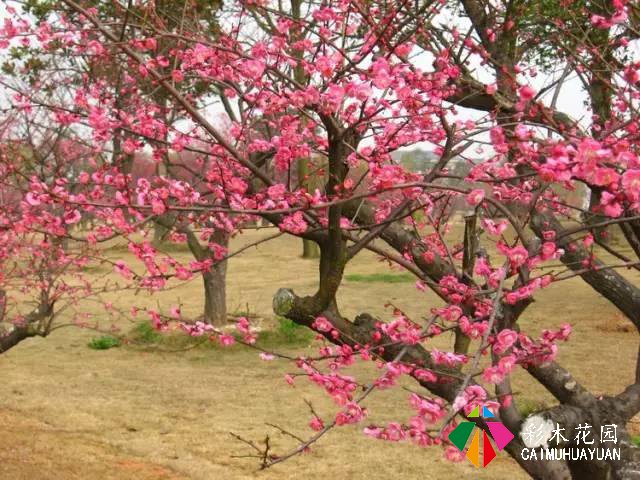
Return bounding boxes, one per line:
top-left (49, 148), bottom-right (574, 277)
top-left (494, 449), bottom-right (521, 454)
top-left (0, 229), bottom-right (637, 479)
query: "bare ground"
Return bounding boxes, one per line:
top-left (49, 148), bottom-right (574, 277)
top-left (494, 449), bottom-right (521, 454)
top-left (0, 229), bottom-right (638, 479)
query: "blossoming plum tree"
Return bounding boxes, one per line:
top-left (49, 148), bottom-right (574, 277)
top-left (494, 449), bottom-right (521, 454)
top-left (2, 0), bottom-right (640, 478)
top-left (0, 111), bottom-right (127, 351)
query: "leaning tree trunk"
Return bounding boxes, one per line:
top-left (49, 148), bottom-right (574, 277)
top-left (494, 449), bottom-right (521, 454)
top-left (0, 289), bottom-right (53, 354)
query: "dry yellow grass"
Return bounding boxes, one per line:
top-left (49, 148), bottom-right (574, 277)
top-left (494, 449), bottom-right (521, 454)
top-left (0, 229), bottom-right (638, 479)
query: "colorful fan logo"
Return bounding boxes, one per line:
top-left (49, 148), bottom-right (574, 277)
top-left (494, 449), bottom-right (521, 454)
top-left (447, 405), bottom-right (514, 468)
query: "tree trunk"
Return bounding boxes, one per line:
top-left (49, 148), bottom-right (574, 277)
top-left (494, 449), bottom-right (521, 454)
top-left (153, 220), bottom-right (169, 246)
top-left (0, 326), bottom-right (34, 353)
top-left (202, 229), bottom-right (229, 326)
top-left (0, 294), bottom-right (52, 354)
top-left (585, 8), bottom-right (613, 244)
top-left (182, 226), bottom-right (229, 326)
top-left (290, 0), bottom-right (320, 261)
top-left (202, 263), bottom-right (227, 326)
top-left (298, 158), bottom-right (320, 259)
top-left (302, 238), bottom-right (320, 259)
top-left (156, 215), bottom-right (230, 326)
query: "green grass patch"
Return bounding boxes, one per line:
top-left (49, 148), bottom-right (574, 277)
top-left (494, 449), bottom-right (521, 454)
top-left (126, 317), bottom-right (314, 353)
top-left (157, 242), bottom-right (193, 253)
top-left (256, 317), bottom-right (315, 348)
top-left (518, 399), bottom-right (550, 418)
top-left (129, 320), bottom-right (164, 344)
top-left (632, 436), bottom-right (640, 448)
top-left (88, 335), bottom-right (121, 350)
top-left (345, 272), bottom-right (414, 283)
top-left (126, 320), bottom-right (220, 351)
top-left (106, 241), bottom-right (193, 254)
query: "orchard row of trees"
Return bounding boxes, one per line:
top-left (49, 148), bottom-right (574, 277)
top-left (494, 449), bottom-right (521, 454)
top-left (1, 0), bottom-right (640, 478)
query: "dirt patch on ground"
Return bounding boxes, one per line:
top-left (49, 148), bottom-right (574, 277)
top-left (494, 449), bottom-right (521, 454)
top-left (0, 229), bottom-right (638, 479)
top-left (0, 409), bottom-right (185, 480)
